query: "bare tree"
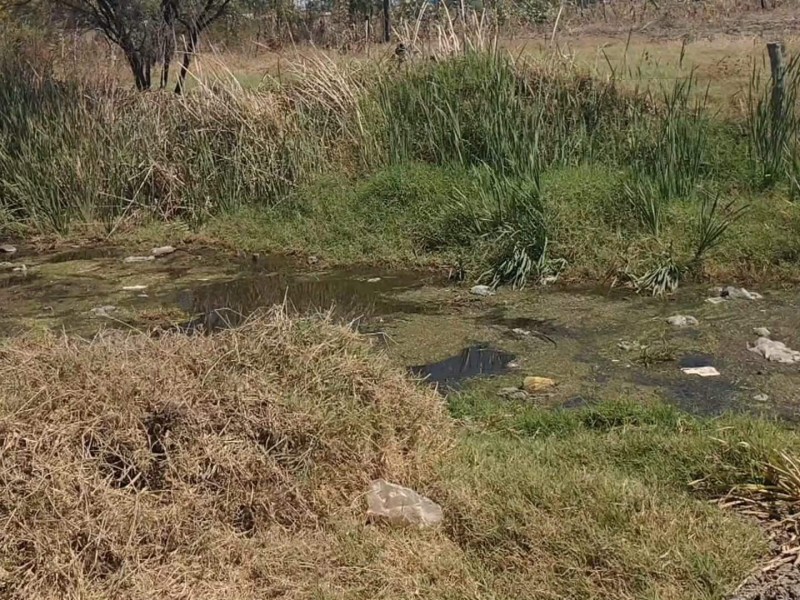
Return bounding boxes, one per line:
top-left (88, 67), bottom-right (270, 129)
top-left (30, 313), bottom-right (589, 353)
top-left (171, 0), bottom-right (234, 93)
top-left (4, 0), bottom-right (235, 91)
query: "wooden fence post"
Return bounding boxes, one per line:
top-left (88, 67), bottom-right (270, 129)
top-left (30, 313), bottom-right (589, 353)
top-left (767, 41), bottom-right (786, 122)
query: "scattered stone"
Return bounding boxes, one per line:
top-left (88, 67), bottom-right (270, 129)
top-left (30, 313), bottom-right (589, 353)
top-left (512, 327), bottom-right (531, 336)
top-left (366, 479), bottom-right (443, 528)
top-left (498, 387), bottom-right (529, 400)
top-left (749, 337), bottom-right (800, 364)
top-left (0, 244), bottom-right (16, 256)
top-left (123, 255), bottom-right (155, 263)
top-left (753, 327), bottom-right (771, 338)
top-left (151, 245), bottom-right (176, 257)
top-left (523, 376), bottom-right (556, 394)
top-left (470, 285), bottom-right (494, 297)
top-left (367, 277), bottom-right (381, 283)
top-left (90, 305), bottom-right (117, 317)
top-left (123, 285), bottom-right (148, 291)
top-left (710, 286), bottom-right (763, 302)
top-left (753, 393), bottom-right (770, 402)
top-left (618, 340), bottom-right (645, 352)
top-left (681, 366), bottom-right (721, 377)
top-left (667, 315), bottom-right (698, 327)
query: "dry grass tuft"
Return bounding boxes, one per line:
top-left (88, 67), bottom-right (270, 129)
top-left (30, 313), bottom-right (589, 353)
top-left (0, 310), bottom-right (454, 599)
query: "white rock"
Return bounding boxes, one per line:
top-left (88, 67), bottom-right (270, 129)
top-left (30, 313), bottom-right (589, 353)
top-left (0, 244), bottom-right (16, 255)
top-left (681, 366), bottom-right (720, 377)
top-left (151, 245), bottom-right (176, 257)
top-left (512, 328), bottom-right (531, 336)
top-left (470, 285), bottom-right (494, 297)
top-left (366, 479), bottom-right (443, 528)
top-left (90, 305), bottom-right (117, 317)
top-left (367, 277), bottom-right (381, 283)
top-left (753, 327), bottom-right (771, 338)
top-left (667, 315), bottom-right (698, 327)
top-left (714, 286), bottom-right (762, 300)
top-left (123, 285), bottom-right (148, 291)
top-left (749, 337), bottom-right (800, 364)
top-left (753, 393), bottom-right (770, 402)
top-left (12, 264), bottom-right (26, 273)
top-left (725, 286), bottom-right (762, 300)
top-left (123, 255), bottom-right (155, 263)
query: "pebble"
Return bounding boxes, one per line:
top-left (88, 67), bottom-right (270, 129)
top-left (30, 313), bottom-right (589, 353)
top-left (667, 315), bottom-right (698, 327)
top-left (618, 340), bottom-right (644, 352)
top-left (123, 256), bottom-right (155, 263)
top-left (470, 285), bottom-right (494, 297)
top-left (123, 285), bottom-right (148, 291)
top-left (0, 244), bottom-right (16, 256)
top-left (498, 387), bottom-right (530, 401)
top-left (753, 393), bottom-right (770, 402)
top-left (151, 245), bottom-right (176, 257)
top-left (90, 305), bottom-right (117, 317)
top-left (753, 327), bottom-right (771, 338)
top-left (367, 277), bottom-right (381, 283)
top-left (512, 328), bottom-right (531, 336)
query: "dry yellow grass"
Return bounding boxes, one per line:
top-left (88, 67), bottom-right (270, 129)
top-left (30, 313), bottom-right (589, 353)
top-left (0, 310), bottom-right (458, 599)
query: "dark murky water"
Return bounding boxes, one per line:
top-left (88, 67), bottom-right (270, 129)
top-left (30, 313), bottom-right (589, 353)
top-left (174, 268), bottom-right (440, 328)
top-left (409, 345), bottom-right (515, 391)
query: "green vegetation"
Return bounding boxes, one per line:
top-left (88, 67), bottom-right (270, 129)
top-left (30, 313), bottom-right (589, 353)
top-left (2, 40), bottom-right (799, 288)
top-left (0, 36), bottom-right (799, 287)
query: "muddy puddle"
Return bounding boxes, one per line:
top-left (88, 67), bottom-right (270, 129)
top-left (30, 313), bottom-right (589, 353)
top-left (2, 244), bottom-right (799, 418)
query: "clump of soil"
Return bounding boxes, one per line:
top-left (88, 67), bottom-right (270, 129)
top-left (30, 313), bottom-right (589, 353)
top-left (0, 311), bottom-right (453, 598)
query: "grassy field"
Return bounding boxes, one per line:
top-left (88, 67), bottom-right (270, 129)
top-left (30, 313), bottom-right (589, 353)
top-left (2, 312), bottom-right (800, 599)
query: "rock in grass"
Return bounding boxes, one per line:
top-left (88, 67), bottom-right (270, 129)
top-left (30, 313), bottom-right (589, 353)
top-left (749, 337), bottom-right (800, 364)
top-left (711, 286), bottom-right (763, 301)
top-left (151, 245), bottom-right (176, 258)
top-left (124, 255), bottom-right (155, 263)
top-left (523, 376), bottom-right (556, 394)
top-left (667, 315), bottom-right (698, 327)
top-left (498, 387), bottom-right (529, 400)
top-left (470, 285), bottom-right (494, 297)
top-left (90, 305), bottom-right (117, 317)
top-left (366, 479), bottom-right (443, 528)
top-left (0, 244), bottom-right (16, 256)
top-left (753, 327), bottom-right (771, 338)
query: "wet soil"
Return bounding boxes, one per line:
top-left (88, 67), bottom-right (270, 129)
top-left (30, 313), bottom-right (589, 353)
top-left (1, 244), bottom-right (799, 420)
